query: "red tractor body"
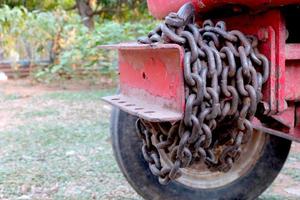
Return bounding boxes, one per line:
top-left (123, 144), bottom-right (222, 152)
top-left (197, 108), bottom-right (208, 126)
top-left (103, 1), bottom-right (300, 199)
top-left (103, 1), bottom-right (300, 142)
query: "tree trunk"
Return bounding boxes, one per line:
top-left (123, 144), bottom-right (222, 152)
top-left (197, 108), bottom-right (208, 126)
top-left (76, 0), bottom-right (94, 30)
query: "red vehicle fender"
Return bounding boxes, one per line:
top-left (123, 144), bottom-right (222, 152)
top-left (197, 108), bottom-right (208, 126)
top-left (147, 0), bottom-right (300, 19)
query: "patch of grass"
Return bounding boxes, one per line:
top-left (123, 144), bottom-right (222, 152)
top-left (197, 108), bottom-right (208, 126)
top-left (2, 87), bottom-right (298, 200)
top-left (1, 93), bottom-right (22, 101)
top-left (21, 109), bottom-right (60, 118)
top-left (42, 89), bottom-right (116, 101)
top-left (289, 152), bottom-right (300, 161)
top-left (258, 195), bottom-right (293, 200)
top-left (0, 88), bottom-right (141, 199)
top-left (0, 118), bottom-right (116, 198)
top-left (282, 168), bottom-right (300, 182)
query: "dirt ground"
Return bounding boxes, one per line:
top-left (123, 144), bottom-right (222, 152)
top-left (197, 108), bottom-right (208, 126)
top-left (0, 79), bottom-right (300, 200)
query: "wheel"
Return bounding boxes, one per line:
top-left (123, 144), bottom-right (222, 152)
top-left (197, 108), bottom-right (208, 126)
top-left (111, 109), bottom-right (292, 200)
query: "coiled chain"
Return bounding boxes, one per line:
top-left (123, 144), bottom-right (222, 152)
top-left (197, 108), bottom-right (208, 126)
top-left (136, 3), bottom-right (269, 185)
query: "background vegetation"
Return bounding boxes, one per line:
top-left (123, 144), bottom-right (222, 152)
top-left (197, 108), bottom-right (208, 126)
top-left (0, 1), bottom-right (157, 82)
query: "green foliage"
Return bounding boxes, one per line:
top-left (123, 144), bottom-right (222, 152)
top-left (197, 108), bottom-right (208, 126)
top-left (0, 6), bottom-right (158, 82)
top-left (0, 5), bottom-right (67, 61)
top-left (35, 15), bottom-right (157, 82)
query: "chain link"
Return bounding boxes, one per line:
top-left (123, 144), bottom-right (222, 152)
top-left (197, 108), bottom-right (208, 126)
top-left (136, 3), bottom-right (269, 185)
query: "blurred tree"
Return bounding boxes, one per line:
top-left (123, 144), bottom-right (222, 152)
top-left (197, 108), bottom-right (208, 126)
top-left (75, 0), bottom-right (95, 29)
top-left (75, 0), bottom-right (148, 29)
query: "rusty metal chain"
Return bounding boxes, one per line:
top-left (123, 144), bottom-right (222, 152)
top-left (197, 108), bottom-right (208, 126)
top-left (136, 3), bottom-right (270, 185)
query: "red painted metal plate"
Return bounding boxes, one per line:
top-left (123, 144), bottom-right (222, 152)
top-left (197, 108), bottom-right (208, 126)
top-left (286, 44), bottom-right (300, 60)
top-left (101, 43), bottom-right (185, 122)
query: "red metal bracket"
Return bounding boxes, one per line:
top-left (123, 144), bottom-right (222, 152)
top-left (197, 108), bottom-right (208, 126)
top-left (101, 43), bottom-right (185, 122)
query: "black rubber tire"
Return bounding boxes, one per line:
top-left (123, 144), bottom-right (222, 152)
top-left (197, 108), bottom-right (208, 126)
top-left (111, 109), bottom-right (292, 200)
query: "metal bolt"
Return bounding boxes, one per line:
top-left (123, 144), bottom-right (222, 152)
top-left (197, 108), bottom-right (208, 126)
top-left (258, 28), bottom-right (269, 42)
